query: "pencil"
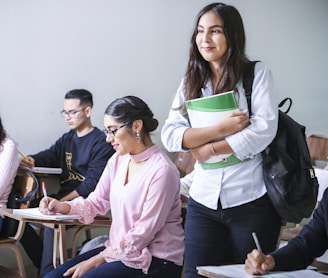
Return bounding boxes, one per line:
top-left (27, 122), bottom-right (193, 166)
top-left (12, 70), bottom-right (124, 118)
top-left (18, 150), bottom-right (26, 158)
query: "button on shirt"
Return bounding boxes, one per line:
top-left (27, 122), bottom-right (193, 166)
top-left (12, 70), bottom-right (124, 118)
top-left (161, 62), bottom-right (278, 210)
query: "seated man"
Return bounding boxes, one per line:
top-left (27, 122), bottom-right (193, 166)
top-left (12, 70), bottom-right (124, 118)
top-left (19, 89), bottom-right (115, 277)
top-left (245, 186), bottom-right (328, 275)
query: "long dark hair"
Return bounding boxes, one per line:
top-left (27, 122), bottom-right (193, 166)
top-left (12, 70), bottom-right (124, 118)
top-left (0, 117), bottom-right (7, 151)
top-left (105, 96), bottom-right (158, 142)
top-left (184, 2), bottom-right (249, 102)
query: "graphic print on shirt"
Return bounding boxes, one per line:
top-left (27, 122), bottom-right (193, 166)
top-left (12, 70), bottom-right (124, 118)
top-left (61, 152), bottom-right (85, 183)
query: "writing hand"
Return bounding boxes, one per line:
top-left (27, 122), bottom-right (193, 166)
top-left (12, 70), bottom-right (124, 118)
top-left (39, 196), bottom-right (56, 215)
top-left (245, 249), bottom-right (275, 275)
top-left (19, 156), bottom-right (35, 168)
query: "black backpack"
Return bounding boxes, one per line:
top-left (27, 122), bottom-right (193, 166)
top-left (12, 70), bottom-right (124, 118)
top-left (243, 61), bottom-right (319, 223)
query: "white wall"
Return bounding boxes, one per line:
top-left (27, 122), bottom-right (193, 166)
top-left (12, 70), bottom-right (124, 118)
top-left (0, 0), bottom-right (327, 155)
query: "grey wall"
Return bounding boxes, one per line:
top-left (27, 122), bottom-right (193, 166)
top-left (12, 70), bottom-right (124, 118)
top-left (1, 0), bottom-right (327, 155)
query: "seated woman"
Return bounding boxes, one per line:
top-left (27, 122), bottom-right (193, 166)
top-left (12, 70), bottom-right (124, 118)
top-left (0, 116), bottom-right (19, 233)
top-left (40, 96), bottom-right (185, 278)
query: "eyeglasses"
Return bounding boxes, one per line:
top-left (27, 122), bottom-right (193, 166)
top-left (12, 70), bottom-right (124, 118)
top-left (60, 108), bottom-right (86, 118)
top-left (103, 124), bottom-right (126, 138)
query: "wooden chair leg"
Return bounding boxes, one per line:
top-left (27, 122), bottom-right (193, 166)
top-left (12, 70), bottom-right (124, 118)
top-left (71, 226), bottom-right (92, 257)
top-left (0, 242), bottom-right (26, 278)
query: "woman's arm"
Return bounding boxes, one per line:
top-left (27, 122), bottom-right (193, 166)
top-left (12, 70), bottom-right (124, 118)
top-left (182, 110), bottom-right (249, 149)
top-left (161, 80), bottom-right (249, 153)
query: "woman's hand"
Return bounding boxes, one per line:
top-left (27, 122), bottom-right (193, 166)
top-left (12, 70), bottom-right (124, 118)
top-left (218, 110), bottom-right (250, 137)
top-left (63, 253), bottom-right (105, 278)
top-left (39, 197), bottom-right (70, 215)
top-left (245, 249), bottom-right (275, 275)
top-left (191, 144), bottom-right (212, 163)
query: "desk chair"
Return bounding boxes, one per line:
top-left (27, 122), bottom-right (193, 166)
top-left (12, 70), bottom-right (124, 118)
top-left (0, 167), bottom-right (39, 278)
top-left (69, 215), bottom-right (112, 258)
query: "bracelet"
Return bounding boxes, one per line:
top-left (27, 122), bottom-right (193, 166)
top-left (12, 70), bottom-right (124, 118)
top-left (210, 143), bottom-right (219, 156)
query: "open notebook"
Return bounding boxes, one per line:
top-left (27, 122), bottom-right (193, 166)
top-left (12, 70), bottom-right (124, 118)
top-left (13, 207), bottom-right (81, 221)
top-left (197, 264), bottom-right (326, 278)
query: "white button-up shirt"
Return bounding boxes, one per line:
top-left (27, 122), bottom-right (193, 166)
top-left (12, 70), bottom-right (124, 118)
top-left (161, 62), bottom-right (278, 210)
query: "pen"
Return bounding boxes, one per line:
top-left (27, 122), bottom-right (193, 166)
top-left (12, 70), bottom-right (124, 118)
top-left (42, 181), bottom-right (49, 211)
top-left (252, 232), bottom-right (263, 253)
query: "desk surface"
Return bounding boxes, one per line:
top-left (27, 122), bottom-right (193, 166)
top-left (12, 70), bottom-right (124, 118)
top-left (0, 208), bottom-right (110, 226)
top-left (0, 208), bottom-right (111, 267)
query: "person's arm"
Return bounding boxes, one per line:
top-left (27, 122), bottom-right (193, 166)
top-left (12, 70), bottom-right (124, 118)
top-left (225, 62), bottom-right (278, 160)
top-left (161, 79), bottom-right (249, 154)
top-left (28, 135), bottom-right (64, 167)
top-left (246, 189), bottom-right (328, 274)
top-left (59, 190), bottom-right (79, 202)
top-left (19, 156), bottom-right (35, 168)
top-left (182, 110), bottom-right (249, 150)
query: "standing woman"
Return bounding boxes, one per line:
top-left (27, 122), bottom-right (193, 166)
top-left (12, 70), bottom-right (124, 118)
top-left (0, 117), bottom-right (19, 232)
top-left (40, 96), bottom-right (184, 278)
top-left (161, 3), bottom-right (281, 277)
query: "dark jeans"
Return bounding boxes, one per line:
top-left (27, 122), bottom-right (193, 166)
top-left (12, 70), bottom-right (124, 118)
top-left (38, 227), bottom-right (56, 278)
top-left (184, 194), bottom-right (281, 278)
top-left (20, 223), bottom-right (43, 268)
top-left (45, 246), bottom-right (182, 278)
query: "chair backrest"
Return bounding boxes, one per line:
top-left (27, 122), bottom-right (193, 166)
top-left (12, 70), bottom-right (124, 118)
top-left (174, 152), bottom-right (195, 229)
top-left (0, 167), bottom-right (39, 238)
top-left (306, 132), bottom-right (328, 169)
top-left (7, 166), bottom-right (39, 209)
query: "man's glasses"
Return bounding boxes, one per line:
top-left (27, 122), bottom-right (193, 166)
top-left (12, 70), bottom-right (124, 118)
top-left (60, 108), bottom-right (86, 118)
top-left (103, 124), bottom-right (126, 138)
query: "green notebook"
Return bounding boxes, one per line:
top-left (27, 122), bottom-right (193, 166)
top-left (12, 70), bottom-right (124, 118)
top-left (186, 91), bottom-right (243, 169)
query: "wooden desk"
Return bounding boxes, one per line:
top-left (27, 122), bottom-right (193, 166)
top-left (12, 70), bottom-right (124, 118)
top-left (0, 208), bottom-right (110, 267)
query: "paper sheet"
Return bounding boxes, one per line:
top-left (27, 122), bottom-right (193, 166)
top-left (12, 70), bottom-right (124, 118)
top-left (13, 207), bottom-right (81, 220)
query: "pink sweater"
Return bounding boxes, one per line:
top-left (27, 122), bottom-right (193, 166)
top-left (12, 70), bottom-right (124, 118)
top-left (68, 145), bottom-right (184, 273)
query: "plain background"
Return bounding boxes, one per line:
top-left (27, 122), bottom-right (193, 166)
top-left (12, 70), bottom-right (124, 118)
top-left (1, 0), bottom-right (327, 155)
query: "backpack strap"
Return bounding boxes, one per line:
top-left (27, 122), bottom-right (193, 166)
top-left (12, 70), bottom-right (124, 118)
top-left (242, 61), bottom-right (259, 115)
top-left (15, 166), bottom-right (39, 204)
top-left (279, 97), bottom-right (292, 114)
top-left (243, 61), bottom-right (293, 116)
